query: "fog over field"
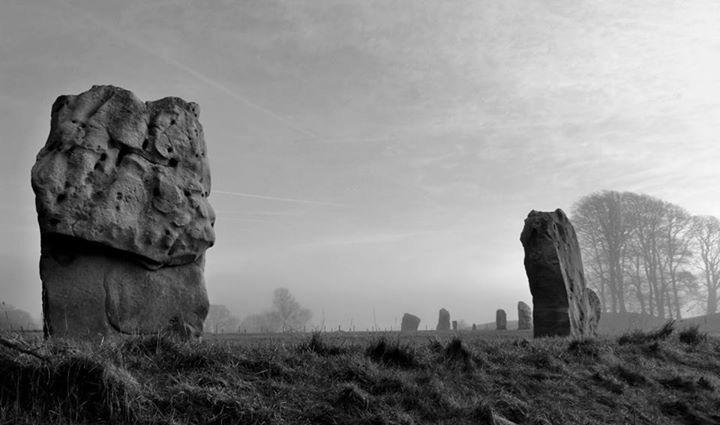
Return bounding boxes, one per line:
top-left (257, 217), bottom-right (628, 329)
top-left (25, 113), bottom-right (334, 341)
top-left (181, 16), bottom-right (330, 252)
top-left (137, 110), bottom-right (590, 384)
top-left (2, 1), bottom-right (720, 330)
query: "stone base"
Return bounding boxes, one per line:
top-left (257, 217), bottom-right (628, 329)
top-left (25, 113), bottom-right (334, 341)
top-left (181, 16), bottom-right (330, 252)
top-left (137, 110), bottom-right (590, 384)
top-left (40, 243), bottom-right (208, 340)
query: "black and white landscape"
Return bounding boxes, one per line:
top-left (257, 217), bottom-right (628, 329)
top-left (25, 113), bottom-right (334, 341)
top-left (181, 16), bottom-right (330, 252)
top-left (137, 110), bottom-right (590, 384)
top-left (1, 1), bottom-right (720, 424)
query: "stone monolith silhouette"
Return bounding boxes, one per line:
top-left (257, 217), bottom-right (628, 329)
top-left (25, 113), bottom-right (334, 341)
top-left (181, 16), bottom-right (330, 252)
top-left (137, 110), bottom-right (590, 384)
top-left (32, 85), bottom-right (214, 340)
top-left (496, 309), bottom-right (507, 330)
top-left (400, 313), bottom-right (421, 332)
top-left (452, 320), bottom-right (458, 331)
top-left (518, 301), bottom-right (532, 330)
top-left (436, 308), bottom-right (451, 331)
top-left (520, 209), bottom-right (596, 337)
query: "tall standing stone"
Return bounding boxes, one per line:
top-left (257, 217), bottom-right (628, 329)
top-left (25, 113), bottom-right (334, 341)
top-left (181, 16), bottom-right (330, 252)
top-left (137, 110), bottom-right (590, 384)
top-left (436, 308), bottom-right (451, 331)
top-left (496, 309), bottom-right (507, 330)
top-left (586, 288), bottom-right (601, 334)
top-left (518, 301), bottom-right (532, 330)
top-left (400, 313), bottom-right (420, 332)
top-left (32, 85), bottom-right (214, 340)
top-left (520, 209), bottom-right (596, 338)
top-left (452, 320), bottom-right (458, 331)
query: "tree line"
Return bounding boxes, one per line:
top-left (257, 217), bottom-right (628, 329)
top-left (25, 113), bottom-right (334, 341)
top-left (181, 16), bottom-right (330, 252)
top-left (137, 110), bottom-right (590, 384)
top-left (0, 301), bottom-right (38, 331)
top-left (572, 191), bottom-right (720, 318)
top-left (207, 288), bottom-right (313, 334)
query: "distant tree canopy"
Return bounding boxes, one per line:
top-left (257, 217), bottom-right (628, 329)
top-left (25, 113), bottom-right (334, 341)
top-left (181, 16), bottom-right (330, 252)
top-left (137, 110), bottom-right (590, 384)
top-left (0, 302), bottom-right (38, 331)
top-left (204, 305), bottom-right (240, 334)
top-left (239, 288), bottom-right (312, 333)
top-left (572, 191), bottom-right (718, 318)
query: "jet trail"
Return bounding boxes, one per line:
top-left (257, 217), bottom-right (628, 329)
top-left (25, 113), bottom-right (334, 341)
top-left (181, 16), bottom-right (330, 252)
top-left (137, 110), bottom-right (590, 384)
top-left (56, 0), bottom-right (319, 139)
top-left (213, 190), bottom-right (346, 207)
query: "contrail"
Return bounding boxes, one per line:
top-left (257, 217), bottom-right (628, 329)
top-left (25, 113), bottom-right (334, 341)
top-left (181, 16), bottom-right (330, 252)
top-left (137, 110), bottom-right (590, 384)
top-left (57, 0), bottom-right (319, 138)
top-left (213, 190), bottom-right (346, 207)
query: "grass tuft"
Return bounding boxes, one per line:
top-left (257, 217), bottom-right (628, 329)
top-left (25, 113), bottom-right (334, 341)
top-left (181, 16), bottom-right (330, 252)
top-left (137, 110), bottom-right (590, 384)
top-left (678, 325), bottom-right (707, 346)
top-left (567, 338), bottom-right (600, 358)
top-left (443, 338), bottom-right (471, 363)
top-left (365, 337), bottom-right (418, 369)
top-left (618, 320), bottom-right (675, 345)
top-left (297, 332), bottom-right (346, 356)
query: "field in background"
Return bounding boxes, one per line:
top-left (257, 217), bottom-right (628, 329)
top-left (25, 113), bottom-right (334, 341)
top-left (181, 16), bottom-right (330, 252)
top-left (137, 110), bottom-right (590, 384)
top-left (206, 312), bottom-right (720, 345)
top-left (207, 329), bottom-right (533, 347)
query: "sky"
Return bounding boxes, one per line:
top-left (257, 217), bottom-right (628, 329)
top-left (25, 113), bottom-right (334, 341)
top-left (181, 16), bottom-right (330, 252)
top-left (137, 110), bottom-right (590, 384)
top-left (2, 0), bottom-right (720, 330)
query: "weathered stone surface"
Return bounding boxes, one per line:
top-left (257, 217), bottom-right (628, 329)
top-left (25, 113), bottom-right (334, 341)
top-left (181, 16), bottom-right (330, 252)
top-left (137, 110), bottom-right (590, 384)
top-left (436, 308), bottom-right (450, 331)
top-left (520, 209), bottom-right (596, 338)
top-left (496, 309), bottom-right (507, 330)
top-left (32, 85), bottom-right (214, 340)
top-left (518, 301), bottom-right (532, 330)
top-left (32, 85), bottom-right (214, 267)
top-left (400, 313), bottom-right (420, 332)
top-left (40, 243), bottom-right (208, 339)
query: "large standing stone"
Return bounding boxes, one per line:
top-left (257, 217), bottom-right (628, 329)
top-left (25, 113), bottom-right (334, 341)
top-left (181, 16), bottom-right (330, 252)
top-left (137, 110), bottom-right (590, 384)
top-left (496, 309), bottom-right (507, 330)
top-left (436, 308), bottom-right (451, 331)
top-left (400, 313), bottom-right (420, 332)
top-left (31, 85), bottom-right (214, 340)
top-left (520, 209), bottom-right (596, 338)
top-left (586, 288), bottom-right (601, 334)
top-left (518, 301), bottom-right (532, 330)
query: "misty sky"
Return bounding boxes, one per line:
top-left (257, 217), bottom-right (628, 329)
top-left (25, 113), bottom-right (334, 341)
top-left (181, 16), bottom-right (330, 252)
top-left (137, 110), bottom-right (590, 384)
top-left (2, 1), bottom-right (720, 329)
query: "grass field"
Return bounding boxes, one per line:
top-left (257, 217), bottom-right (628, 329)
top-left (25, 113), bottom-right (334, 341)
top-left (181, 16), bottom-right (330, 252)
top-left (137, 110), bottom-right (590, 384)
top-left (2, 322), bottom-right (720, 424)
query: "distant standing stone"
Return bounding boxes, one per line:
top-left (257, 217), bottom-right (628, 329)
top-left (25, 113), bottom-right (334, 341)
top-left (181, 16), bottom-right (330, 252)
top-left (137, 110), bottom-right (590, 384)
top-left (400, 313), bottom-right (421, 332)
top-left (520, 209), bottom-right (597, 338)
top-left (518, 301), bottom-right (532, 330)
top-left (472, 323), bottom-right (477, 331)
top-left (496, 309), bottom-right (507, 330)
top-left (436, 308), bottom-right (451, 331)
top-left (32, 85), bottom-right (214, 340)
top-left (452, 320), bottom-right (458, 331)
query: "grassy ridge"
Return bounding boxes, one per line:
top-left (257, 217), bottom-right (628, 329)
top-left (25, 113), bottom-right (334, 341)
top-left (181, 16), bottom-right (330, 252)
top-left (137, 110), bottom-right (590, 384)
top-left (1, 324), bottom-right (719, 424)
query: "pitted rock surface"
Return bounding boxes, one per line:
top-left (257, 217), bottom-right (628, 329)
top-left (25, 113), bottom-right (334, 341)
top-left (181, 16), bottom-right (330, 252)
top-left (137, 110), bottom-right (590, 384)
top-left (436, 308), bottom-right (451, 331)
top-left (400, 313), bottom-right (421, 332)
top-left (520, 209), bottom-right (596, 338)
top-left (31, 85), bottom-right (215, 266)
top-left (518, 301), bottom-right (532, 330)
top-left (32, 86), bottom-right (214, 340)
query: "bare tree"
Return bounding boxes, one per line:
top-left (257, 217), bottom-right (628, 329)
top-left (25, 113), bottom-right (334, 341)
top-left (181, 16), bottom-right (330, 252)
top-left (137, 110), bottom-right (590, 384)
top-left (239, 312), bottom-right (280, 333)
top-left (0, 301), bottom-right (38, 331)
top-left (574, 191), bottom-right (699, 319)
top-left (239, 288), bottom-right (313, 333)
top-left (205, 304), bottom-right (240, 334)
top-left (659, 202), bottom-right (693, 318)
top-left (272, 288), bottom-right (312, 332)
top-left (573, 191), bottom-right (632, 313)
top-left (690, 215), bottom-right (720, 314)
